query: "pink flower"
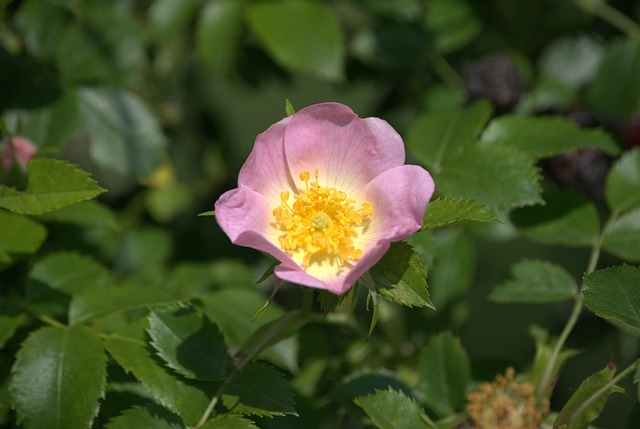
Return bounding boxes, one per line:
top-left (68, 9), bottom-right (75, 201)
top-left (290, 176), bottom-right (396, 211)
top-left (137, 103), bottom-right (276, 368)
top-left (2, 137), bottom-right (37, 173)
top-left (215, 103), bottom-right (434, 294)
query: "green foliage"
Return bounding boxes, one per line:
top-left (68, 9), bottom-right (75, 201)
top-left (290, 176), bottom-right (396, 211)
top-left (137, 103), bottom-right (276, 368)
top-left (490, 259), bottom-right (578, 303)
top-left (605, 148), bottom-right (640, 214)
top-left (354, 388), bottom-right (430, 429)
top-left (105, 405), bottom-right (183, 429)
top-left (0, 211), bottom-right (46, 263)
top-left (201, 415), bottom-right (260, 429)
top-left (602, 208), bottom-right (640, 262)
top-left (583, 265), bottom-right (640, 336)
top-left (418, 332), bottom-right (470, 417)
top-left (424, 0), bottom-right (482, 54)
top-left (421, 197), bottom-right (498, 231)
top-left (10, 325), bottom-right (106, 429)
top-left (196, 0), bottom-right (243, 77)
top-left (0, 159), bottom-right (105, 215)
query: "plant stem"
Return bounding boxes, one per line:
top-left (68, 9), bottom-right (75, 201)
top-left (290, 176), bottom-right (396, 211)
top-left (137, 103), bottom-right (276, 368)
top-left (37, 314), bottom-right (66, 328)
top-left (430, 53), bottom-right (465, 89)
top-left (574, 0), bottom-right (640, 41)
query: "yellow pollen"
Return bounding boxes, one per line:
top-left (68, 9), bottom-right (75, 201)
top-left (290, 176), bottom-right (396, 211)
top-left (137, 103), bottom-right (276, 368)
top-left (272, 170), bottom-right (372, 268)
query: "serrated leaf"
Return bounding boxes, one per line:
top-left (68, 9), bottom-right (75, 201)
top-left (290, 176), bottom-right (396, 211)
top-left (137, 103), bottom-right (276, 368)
top-left (602, 208), bottom-right (640, 262)
top-left (77, 87), bottom-right (167, 179)
top-left (147, 305), bottom-right (228, 381)
top-left (588, 38), bottom-right (640, 119)
top-left (201, 414), bottom-right (260, 429)
top-left (354, 388), bottom-right (430, 429)
top-left (511, 189), bottom-right (599, 247)
top-left (36, 200), bottom-right (119, 230)
top-left (419, 332), bottom-right (471, 417)
top-left (490, 259), bottom-right (578, 303)
top-left (421, 197), bottom-right (498, 231)
top-left (0, 159), bottom-right (105, 215)
top-left (69, 284), bottom-right (174, 324)
top-left (553, 363), bottom-right (625, 429)
top-left (583, 265), bottom-right (640, 336)
top-left (369, 242), bottom-right (433, 308)
top-left (105, 405), bottom-right (183, 429)
top-left (29, 251), bottom-right (109, 295)
top-left (222, 363), bottom-right (295, 417)
top-left (246, 0), bottom-right (344, 81)
top-left (481, 115), bottom-right (619, 159)
top-left (0, 210), bottom-right (47, 258)
top-left (437, 145), bottom-right (543, 213)
top-left (196, 0), bottom-right (243, 77)
top-left (336, 368), bottom-right (414, 414)
top-left (407, 100), bottom-right (492, 173)
top-left (10, 325), bottom-right (106, 429)
top-left (606, 148), bottom-right (640, 215)
top-left (104, 320), bottom-right (214, 426)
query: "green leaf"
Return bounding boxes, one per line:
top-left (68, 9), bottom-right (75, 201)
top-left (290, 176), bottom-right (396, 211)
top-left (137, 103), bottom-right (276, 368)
top-left (29, 251), bottom-right (109, 295)
top-left (588, 38), bottom-right (640, 119)
top-left (336, 368), bottom-right (414, 413)
top-left (222, 363), bottom-right (296, 417)
top-left (605, 148), bottom-right (640, 214)
top-left (11, 325), bottom-right (106, 429)
top-left (105, 405), bottom-right (183, 429)
top-left (553, 362), bottom-right (625, 429)
top-left (424, 0), bottom-right (482, 54)
top-left (481, 115), bottom-right (619, 159)
top-left (147, 304), bottom-right (228, 381)
top-left (0, 314), bottom-right (24, 349)
top-left (69, 284), bottom-right (174, 324)
top-left (197, 210), bottom-right (215, 217)
top-left (406, 100), bottom-right (492, 173)
top-left (511, 189), bottom-right (599, 247)
top-left (0, 210), bottom-right (47, 258)
top-left (246, 0), bottom-right (344, 81)
top-left (529, 326), bottom-right (580, 400)
top-left (36, 200), bottom-right (119, 230)
top-left (354, 388), bottom-right (430, 429)
top-left (0, 159), bottom-right (105, 215)
top-left (201, 415), bottom-right (260, 429)
top-left (602, 208), bottom-right (640, 262)
top-left (437, 145), bottom-right (543, 213)
top-left (369, 242), bottom-right (433, 308)
top-left (539, 35), bottom-right (605, 90)
top-left (77, 87), bottom-right (167, 179)
top-left (419, 332), bottom-right (471, 417)
top-left (421, 197), bottom-right (498, 231)
top-left (490, 259), bottom-right (578, 304)
top-left (583, 265), bottom-right (640, 336)
top-left (104, 321), bottom-right (214, 426)
top-left (15, 0), bottom-right (69, 61)
top-left (149, 0), bottom-right (199, 40)
top-left (196, 0), bottom-right (244, 77)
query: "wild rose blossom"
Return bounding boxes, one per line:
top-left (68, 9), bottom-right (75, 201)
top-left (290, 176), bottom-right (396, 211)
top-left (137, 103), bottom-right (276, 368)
top-left (1, 137), bottom-right (37, 174)
top-left (215, 103), bottom-right (434, 294)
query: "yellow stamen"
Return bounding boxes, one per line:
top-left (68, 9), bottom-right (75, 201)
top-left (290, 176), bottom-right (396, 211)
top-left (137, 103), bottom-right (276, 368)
top-left (273, 170), bottom-right (372, 269)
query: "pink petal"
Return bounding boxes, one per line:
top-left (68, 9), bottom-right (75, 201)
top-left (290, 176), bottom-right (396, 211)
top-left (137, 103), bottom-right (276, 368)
top-left (237, 116), bottom-right (296, 204)
top-left (283, 103), bottom-right (405, 197)
top-left (214, 185), bottom-right (298, 268)
top-left (360, 164), bottom-right (435, 243)
top-left (274, 242), bottom-right (390, 295)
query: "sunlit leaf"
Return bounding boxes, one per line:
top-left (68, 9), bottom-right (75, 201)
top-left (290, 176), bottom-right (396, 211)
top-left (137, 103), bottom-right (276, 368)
top-left (553, 362), bottom-right (624, 429)
top-left (147, 304), bottom-right (228, 381)
top-left (11, 325), bottom-right (106, 429)
top-left (419, 332), bottom-right (471, 416)
top-left (437, 145), bottom-right (542, 213)
top-left (481, 115), bottom-right (619, 159)
top-left (0, 159), bottom-right (105, 215)
top-left (583, 265), bottom-right (640, 336)
top-left (196, 0), bottom-right (244, 77)
top-left (421, 197), bottom-right (498, 231)
top-left (246, 0), bottom-right (344, 81)
top-left (354, 388), bottom-right (430, 429)
top-left (407, 100), bottom-right (492, 173)
top-left (222, 363), bottom-right (296, 417)
top-left (605, 148), bottom-right (640, 215)
top-left (0, 210), bottom-right (47, 258)
top-left (369, 242), bottom-right (433, 308)
top-left (490, 259), bottom-right (578, 303)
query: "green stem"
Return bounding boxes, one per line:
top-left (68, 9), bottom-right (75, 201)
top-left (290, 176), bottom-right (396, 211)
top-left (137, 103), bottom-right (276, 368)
top-left (574, 0), bottom-right (640, 41)
top-left (430, 53), bottom-right (465, 89)
top-left (38, 314), bottom-right (66, 328)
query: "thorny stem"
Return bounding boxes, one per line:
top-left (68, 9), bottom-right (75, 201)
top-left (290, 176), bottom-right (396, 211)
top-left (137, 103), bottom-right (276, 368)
top-left (574, 0), bottom-right (640, 41)
top-left (535, 213), bottom-right (617, 401)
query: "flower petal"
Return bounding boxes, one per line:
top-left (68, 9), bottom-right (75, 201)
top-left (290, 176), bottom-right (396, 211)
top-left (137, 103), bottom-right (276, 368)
top-left (359, 164), bottom-right (434, 244)
top-left (283, 103), bottom-right (405, 198)
top-left (274, 242), bottom-right (390, 294)
top-left (238, 116), bottom-right (296, 205)
top-left (214, 185), bottom-right (298, 267)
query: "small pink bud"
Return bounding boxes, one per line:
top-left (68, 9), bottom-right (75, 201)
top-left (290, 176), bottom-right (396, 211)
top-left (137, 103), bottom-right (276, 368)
top-left (2, 137), bottom-right (37, 173)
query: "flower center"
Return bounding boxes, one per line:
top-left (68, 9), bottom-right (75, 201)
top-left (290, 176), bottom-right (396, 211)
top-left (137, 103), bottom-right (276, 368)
top-left (273, 169), bottom-right (372, 268)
